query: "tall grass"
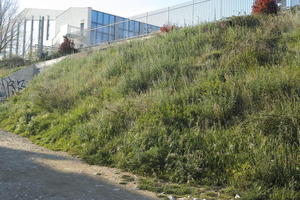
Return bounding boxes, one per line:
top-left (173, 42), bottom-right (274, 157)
top-left (0, 13), bottom-right (299, 199)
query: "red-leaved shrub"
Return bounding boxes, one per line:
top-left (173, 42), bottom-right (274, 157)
top-left (160, 25), bottom-right (178, 33)
top-left (59, 36), bottom-right (77, 55)
top-left (252, 0), bottom-right (279, 14)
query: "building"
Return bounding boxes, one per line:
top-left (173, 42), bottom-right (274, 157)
top-left (7, 7), bottom-right (160, 58)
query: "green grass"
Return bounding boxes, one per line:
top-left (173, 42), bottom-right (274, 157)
top-left (0, 66), bottom-right (24, 78)
top-left (0, 13), bottom-right (299, 199)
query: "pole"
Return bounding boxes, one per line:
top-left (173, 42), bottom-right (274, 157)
top-left (46, 15), bottom-right (50, 41)
top-left (38, 16), bottom-right (44, 58)
top-left (192, 0), bottom-right (195, 26)
top-left (127, 19), bottom-right (130, 38)
top-left (220, 0), bottom-right (223, 19)
top-left (167, 7), bottom-right (170, 25)
top-left (15, 23), bottom-right (20, 55)
top-left (22, 19), bottom-right (27, 57)
top-left (146, 12), bottom-right (149, 33)
top-left (30, 16), bottom-right (34, 58)
top-left (9, 28), bottom-right (13, 57)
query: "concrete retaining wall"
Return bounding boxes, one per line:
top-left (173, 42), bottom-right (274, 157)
top-left (0, 65), bottom-right (40, 101)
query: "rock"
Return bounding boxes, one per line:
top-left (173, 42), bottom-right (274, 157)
top-left (168, 195), bottom-right (176, 200)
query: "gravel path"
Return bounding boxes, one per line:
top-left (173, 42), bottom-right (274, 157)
top-left (0, 130), bottom-right (156, 200)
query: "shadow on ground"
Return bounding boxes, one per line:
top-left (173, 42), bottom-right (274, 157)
top-left (0, 146), bottom-right (155, 200)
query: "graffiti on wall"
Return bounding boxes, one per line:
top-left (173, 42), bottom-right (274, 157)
top-left (0, 65), bottom-right (40, 101)
top-left (0, 77), bottom-right (27, 98)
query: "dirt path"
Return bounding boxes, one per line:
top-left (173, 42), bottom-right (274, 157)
top-left (0, 130), bottom-right (157, 200)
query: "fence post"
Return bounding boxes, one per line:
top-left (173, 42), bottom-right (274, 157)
top-left (38, 16), bottom-right (45, 58)
top-left (15, 23), bottom-right (20, 55)
top-left (46, 15), bottom-right (50, 41)
top-left (22, 19), bottom-right (27, 57)
top-left (146, 12), bottom-right (149, 33)
top-left (168, 7), bottom-right (170, 25)
top-left (192, 0), bottom-right (195, 26)
top-left (127, 19), bottom-right (130, 38)
top-left (220, 0), bottom-right (223, 19)
top-left (30, 16), bottom-right (34, 58)
top-left (9, 28), bottom-right (13, 57)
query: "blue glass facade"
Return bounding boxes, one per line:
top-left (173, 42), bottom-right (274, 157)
top-left (90, 10), bottom-right (159, 45)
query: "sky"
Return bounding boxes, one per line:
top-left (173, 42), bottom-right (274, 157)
top-left (19, 0), bottom-right (189, 17)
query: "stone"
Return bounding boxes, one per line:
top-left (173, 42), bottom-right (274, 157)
top-left (168, 195), bottom-right (176, 200)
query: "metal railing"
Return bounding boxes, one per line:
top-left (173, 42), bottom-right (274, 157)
top-left (66, 0), bottom-right (257, 48)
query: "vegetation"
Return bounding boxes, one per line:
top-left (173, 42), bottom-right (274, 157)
top-left (59, 36), bottom-right (77, 55)
top-left (0, 12), bottom-right (299, 199)
top-left (252, 0), bottom-right (279, 15)
top-left (0, 56), bottom-right (31, 78)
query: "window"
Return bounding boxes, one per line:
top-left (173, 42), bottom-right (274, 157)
top-left (92, 11), bottom-right (98, 22)
top-left (135, 21), bottom-right (139, 33)
top-left (97, 12), bottom-right (104, 24)
top-left (96, 31), bottom-right (102, 44)
top-left (103, 33), bottom-right (108, 41)
top-left (104, 14), bottom-right (109, 24)
top-left (80, 22), bottom-right (85, 36)
top-left (129, 21), bottom-right (134, 32)
top-left (109, 15), bottom-right (115, 24)
top-left (90, 30), bottom-right (96, 44)
top-left (92, 22), bottom-right (98, 28)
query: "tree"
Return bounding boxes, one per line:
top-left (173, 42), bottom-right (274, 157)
top-left (59, 36), bottom-right (77, 55)
top-left (0, 0), bottom-right (19, 55)
top-left (252, 0), bottom-right (279, 14)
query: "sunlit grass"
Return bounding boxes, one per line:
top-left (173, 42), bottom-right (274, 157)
top-left (0, 13), bottom-right (299, 199)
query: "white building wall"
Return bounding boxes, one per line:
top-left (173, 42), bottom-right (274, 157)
top-left (55, 7), bottom-right (91, 35)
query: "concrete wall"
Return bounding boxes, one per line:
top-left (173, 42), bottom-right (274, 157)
top-left (0, 65), bottom-right (40, 101)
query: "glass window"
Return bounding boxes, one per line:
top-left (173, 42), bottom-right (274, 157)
top-left (129, 21), bottom-right (134, 32)
top-left (92, 22), bottom-right (98, 28)
top-left (104, 14), bottom-right (109, 24)
top-left (109, 15), bottom-right (115, 24)
top-left (92, 11), bottom-right (98, 22)
top-left (103, 33), bottom-right (108, 42)
top-left (135, 22), bottom-right (139, 33)
top-left (97, 12), bottom-right (104, 24)
top-left (96, 31), bottom-right (102, 44)
top-left (90, 30), bottom-right (96, 44)
top-left (102, 27), bottom-right (109, 34)
top-left (109, 26), bottom-right (115, 35)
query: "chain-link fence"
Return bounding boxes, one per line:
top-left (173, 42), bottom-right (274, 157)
top-left (67, 0), bottom-right (258, 48)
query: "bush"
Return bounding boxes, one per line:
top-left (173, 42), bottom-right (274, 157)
top-left (252, 0), bottom-right (279, 15)
top-left (0, 56), bottom-right (31, 68)
top-left (59, 36), bottom-right (77, 55)
top-left (160, 25), bottom-right (178, 33)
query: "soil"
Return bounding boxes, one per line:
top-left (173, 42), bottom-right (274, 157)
top-left (0, 130), bottom-right (157, 200)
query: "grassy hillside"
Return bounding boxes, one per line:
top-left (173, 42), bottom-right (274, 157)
top-left (0, 13), bottom-right (299, 199)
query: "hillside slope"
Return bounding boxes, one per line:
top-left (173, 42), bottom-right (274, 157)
top-left (0, 13), bottom-right (299, 199)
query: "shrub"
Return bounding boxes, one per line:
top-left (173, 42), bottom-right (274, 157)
top-left (0, 56), bottom-right (30, 68)
top-left (59, 36), bottom-right (77, 55)
top-left (160, 25), bottom-right (178, 33)
top-left (252, 0), bottom-right (279, 15)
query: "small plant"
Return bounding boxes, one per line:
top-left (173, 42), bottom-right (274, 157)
top-left (59, 36), bottom-right (77, 55)
top-left (252, 0), bottom-right (279, 15)
top-left (160, 25), bottom-right (178, 33)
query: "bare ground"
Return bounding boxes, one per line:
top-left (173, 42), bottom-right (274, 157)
top-left (0, 130), bottom-right (157, 200)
